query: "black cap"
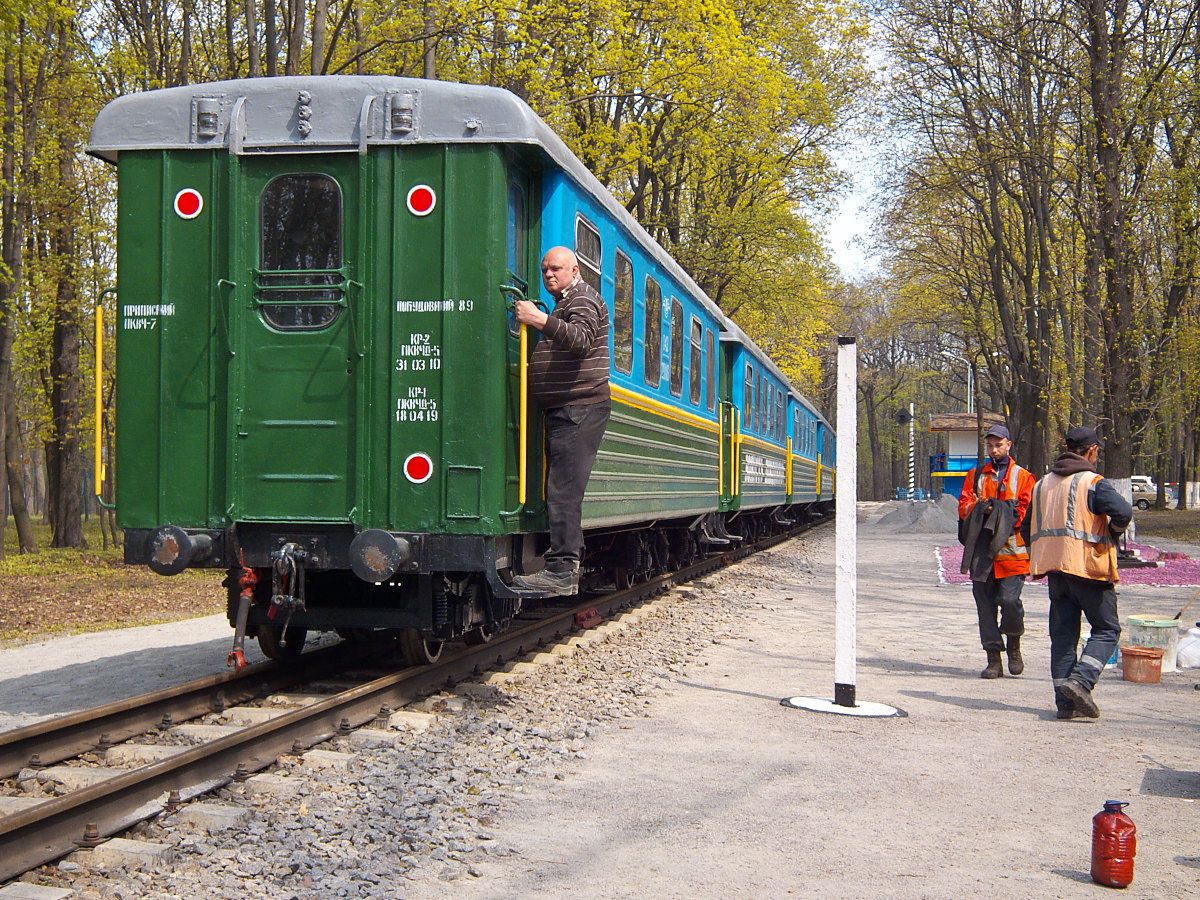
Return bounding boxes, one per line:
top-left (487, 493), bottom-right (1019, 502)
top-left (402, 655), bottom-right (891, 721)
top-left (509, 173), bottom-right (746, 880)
top-left (1065, 425), bottom-right (1104, 449)
top-left (983, 424), bottom-right (1011, 441)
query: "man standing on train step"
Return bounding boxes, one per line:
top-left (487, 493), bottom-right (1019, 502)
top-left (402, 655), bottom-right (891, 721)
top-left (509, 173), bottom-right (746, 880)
top-left (1029, 426), bottom-right (1132, 720)
top-left (510, 246), bottom-right (611, 597)
top-left (958, 424), bottom-right (1036, 679)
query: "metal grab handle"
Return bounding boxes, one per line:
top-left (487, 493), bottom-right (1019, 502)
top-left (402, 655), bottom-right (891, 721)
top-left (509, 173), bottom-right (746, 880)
top-left (346, 279), bottom-right (364, 359)
top-left (216, 278), bottom-right (237, 357)
top-left (498, 280), bottom-right (545, 514)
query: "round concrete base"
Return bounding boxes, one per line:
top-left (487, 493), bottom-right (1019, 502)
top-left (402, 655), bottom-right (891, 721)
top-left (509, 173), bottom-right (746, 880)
top-left (780, 696), bottom-right (906, 718)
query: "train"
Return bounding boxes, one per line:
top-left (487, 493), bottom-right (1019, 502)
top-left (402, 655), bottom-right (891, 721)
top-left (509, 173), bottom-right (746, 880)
top-left (87, 76), bottom-right (835, 666)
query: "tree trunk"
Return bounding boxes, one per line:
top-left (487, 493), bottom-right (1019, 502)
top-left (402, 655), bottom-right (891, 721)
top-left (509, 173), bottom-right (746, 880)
top-left (48, 63), bottom-right (85, 549)
top-left (246, 0), bottom-right (260, 76)
top-left (5, 386), bottom-right (36, 552)
top-left (286, 0), bottom-right (304, 76)
top-left (265, 0), bottom-right (278, 76)
top-left (311, 0), bottom-right (326, 74)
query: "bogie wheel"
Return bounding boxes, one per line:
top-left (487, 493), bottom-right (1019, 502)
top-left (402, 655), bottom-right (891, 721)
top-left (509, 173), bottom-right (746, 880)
top-left (463, 624), bottom-right (495, 646)
top-left (257, 624), bottom-right (308, 662)
top-left (613, 567), bottom-right (634, 591)
top-left (1136, 499), bottom-right (1150, 510)
top-left (399, 628), bottom-right (444, 666)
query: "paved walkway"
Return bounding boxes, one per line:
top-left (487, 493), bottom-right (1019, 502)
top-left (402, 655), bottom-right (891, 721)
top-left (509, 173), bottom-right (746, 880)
top-left (437, 517), bottom-right (1200, 898)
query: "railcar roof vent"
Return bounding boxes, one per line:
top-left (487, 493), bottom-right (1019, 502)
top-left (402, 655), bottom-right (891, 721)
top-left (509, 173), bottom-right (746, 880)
top-left (389, 91), bottom-right (416, 135)
top-left (190, 95), bottom-right (226, 142)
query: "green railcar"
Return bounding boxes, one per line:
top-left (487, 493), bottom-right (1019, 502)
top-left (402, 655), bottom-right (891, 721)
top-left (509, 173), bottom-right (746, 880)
top-left (89, 76), bottom-right (831, 663)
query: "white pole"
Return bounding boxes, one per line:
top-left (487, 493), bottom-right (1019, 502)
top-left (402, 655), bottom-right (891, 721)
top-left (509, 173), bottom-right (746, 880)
top-left (834, 337), bottom-right (857, 707)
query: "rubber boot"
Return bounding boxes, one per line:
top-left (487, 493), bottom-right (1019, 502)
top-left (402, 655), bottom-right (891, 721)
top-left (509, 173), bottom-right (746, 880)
top-left (1006, 635), bottom-right (1024, 675)
top-left (980, 649), bottom-right (1003, 679)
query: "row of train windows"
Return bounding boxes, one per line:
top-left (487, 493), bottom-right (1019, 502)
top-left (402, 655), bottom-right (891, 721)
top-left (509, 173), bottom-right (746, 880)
top-left (794, 410), bottom-right (819, 457)
top-left (744, 365), bottom-right (788, 442)
top-left (575, 218), bottom-right (716, 411)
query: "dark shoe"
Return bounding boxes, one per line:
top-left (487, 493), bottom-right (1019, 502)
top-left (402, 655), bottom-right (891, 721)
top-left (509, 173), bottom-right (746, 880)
top-left (1060, 679), bottom-right (1100, 718)
top-left (510, 569), bottom-right (578, 597)
top-left (980, 650), bottom-right (1003, 679)
top-left (1006, 635), bottom-right (1024, 676)
top-left (1056, 706), bottom-right (1080, 720)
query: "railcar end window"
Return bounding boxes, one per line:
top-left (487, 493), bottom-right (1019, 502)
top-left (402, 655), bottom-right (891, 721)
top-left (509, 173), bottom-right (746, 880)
top-left (613, 251), bottom-right (633, 374)
top-left (669, 298), bottom-right (684, 397)
top-left (688, 317), bottom-right (702, 404)
top-left (755, 371), bottom-right (763, 432)
top-left (704, 330), bottom-right (716, 410)
top-left (644, 277), bottom-right (662, 387)
top-left (778, 393), bottom-right (785, 441)
top-left (259, 173), bottom-right (343, 331)
top-left (744, 364), bottom-right (754, 429)
top-left (575, 217), bottom-right (602, 293)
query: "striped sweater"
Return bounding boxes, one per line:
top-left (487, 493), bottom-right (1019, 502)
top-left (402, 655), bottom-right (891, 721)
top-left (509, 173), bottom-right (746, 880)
top-left (528, 279), bottom-right (610, 409)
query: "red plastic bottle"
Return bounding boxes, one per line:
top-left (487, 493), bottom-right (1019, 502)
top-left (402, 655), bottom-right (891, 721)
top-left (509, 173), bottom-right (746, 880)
top-left (1091, 800), bottom-right (1136, 888)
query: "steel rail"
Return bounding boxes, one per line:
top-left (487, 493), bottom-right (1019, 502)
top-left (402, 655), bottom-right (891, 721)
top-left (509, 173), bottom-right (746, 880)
top-left (0, 645), bottom-right (353, 781)
top-left (0, 520), bottom-right (826, 882)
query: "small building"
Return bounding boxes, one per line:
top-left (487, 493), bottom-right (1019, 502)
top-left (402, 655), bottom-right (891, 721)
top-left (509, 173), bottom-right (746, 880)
top-left (928, 412), bottom-right (1006, 498)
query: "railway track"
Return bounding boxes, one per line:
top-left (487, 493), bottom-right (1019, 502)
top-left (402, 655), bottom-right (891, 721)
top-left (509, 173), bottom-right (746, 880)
top-left (0, 519), bottom-right (826, 883)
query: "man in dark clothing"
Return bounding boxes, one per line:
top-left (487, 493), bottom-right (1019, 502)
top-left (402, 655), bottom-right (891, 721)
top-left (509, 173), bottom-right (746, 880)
top-left (1028, 425), bottom-right (1133, 719)
top-left (510, 246), bottom-right (610, 597)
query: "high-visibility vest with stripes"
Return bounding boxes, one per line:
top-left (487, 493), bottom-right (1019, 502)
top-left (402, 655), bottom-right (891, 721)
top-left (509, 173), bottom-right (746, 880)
top-left (960, 461), bottom-right (1034, 577)
top-left (1028, 471), bottom-right (1119, 583)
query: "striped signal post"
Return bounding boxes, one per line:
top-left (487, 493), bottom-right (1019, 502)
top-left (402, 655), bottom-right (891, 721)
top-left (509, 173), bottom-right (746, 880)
top-left (908, 401), bottom-right (915, 498)
top-left (782, 337), bottom-right (903, 719)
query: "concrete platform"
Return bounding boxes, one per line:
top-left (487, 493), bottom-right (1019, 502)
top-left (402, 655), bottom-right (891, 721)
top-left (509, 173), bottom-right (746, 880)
top-left (436, 521), bottom-right (1200, 898)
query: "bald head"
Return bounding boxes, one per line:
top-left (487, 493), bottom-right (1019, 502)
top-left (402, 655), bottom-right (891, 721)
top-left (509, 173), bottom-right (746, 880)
top-left (541, 246), bottom-right (580, 298)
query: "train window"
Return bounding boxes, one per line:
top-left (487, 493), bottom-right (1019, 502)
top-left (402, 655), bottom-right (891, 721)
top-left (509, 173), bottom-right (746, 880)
top-left (644, 277), bottom-right (662, 387)
top-left (794, 409), bottom-right (801, 450)
top-left (669, 298), bottom-right (683, 397)
top-left (755, 371), bottom-right (763, 432)
top-left (704, 330), bottom-right (716, 410)
top-left (506, 182), bottom-right (525, 275)
top-left (613, 251), bottom-right (633, 375)
top-left (777, 393), bottom-right (785, 441)
top-left (575, 216), bottom-right (602, 292)
top-left (688, 317), bottom-right (702, 404)
top-left (744, 364), bottom-right (754, 428)
top-left (259, 173), bottom-right (343, 330)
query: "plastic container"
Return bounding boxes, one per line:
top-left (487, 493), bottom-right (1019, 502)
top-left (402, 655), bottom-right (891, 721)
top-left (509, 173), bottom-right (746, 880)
top-left (1092, 800), bottom-right (1136, 888)
top-left (1125, 615), bottom-right (1181, 673)
top-left (1121, 646), bottom-right (1164, 683)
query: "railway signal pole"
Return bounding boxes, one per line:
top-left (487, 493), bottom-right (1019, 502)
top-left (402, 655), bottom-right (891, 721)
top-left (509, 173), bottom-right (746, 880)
top-left (781, 337), bottom-right (902, 719)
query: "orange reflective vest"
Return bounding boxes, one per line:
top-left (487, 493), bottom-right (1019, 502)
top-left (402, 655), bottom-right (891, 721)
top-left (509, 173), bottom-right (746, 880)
top-left (1028, 471), bottom-right (1119, 583)
top-left (958, 459), bottom-right (1035, 578)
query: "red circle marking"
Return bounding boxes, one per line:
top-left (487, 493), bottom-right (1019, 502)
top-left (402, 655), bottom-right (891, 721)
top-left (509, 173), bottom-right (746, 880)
top-left (404, 452), bottom-right (433, 484)
top-left (174, 188), bottom-right (203, 219)
top-left (406, 185), bottom-right (436, 217)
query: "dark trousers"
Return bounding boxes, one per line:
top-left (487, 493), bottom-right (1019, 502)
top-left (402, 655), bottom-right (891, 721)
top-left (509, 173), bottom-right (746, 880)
top-left (544, 402), bottom-right (610, 574)
top-left (1048, 572), bottom-right (1120, 706)
top-left (972, 573), bottom-right (1025, 651)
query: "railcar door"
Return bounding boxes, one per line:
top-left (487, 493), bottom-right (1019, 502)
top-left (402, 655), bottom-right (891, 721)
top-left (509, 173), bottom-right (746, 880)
top-left (228, 158), bottom-right (362, 523)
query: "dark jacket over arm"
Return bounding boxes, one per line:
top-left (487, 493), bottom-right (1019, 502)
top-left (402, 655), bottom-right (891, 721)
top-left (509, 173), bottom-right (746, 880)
top-left (1090, 480), bottom-right (1134, 537)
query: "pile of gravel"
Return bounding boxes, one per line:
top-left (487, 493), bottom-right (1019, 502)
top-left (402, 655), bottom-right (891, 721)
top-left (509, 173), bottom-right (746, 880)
top-left (24, 537), bottom-right (825, 899)
top-left (875, 499), bottom-right (957, 535)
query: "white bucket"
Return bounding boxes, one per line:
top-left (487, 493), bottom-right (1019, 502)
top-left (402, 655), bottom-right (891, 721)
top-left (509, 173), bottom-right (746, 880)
top-left (1125, 615), bottom-right (1182, 673)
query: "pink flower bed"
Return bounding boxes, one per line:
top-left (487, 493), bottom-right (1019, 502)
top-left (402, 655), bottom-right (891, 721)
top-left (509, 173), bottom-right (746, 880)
top-left (935, 542), bottom-right (1200, 587)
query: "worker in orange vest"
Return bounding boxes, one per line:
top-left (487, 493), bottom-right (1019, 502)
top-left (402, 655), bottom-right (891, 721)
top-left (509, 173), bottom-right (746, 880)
top-left (958, 424), bottom-right (1037, 678)
top-left (1028, 426), bottom-right (1132, 719)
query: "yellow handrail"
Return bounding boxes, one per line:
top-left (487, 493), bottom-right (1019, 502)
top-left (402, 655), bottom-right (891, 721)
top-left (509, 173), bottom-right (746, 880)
top-left (94, 305), bottom-right (103, 487)
top-left (519, 323), bottom-right (528, 504)
top-left (718, 405), bottom-right (725, 496)
top-left (816, 451), bottom-right (822, 496)
top-left (733, 409), bottom-right (741, 497)
top-left (786, 437), bottom-right (793, 496)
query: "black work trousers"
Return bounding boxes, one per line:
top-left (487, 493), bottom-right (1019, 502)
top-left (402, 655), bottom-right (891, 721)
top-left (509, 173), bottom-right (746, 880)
top-left (971, 573), bottom-right (1025, 651)
top-left (1048, 572), bottom-right (1120, 705)
top-left (544, 402), bottom-right (610, 574)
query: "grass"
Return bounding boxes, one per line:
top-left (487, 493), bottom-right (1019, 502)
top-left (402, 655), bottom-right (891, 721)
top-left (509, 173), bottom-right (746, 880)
top-left (0, 516), bottom-right (225, 646)
top-left (1131, 508), bottom-right (1200, 545)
